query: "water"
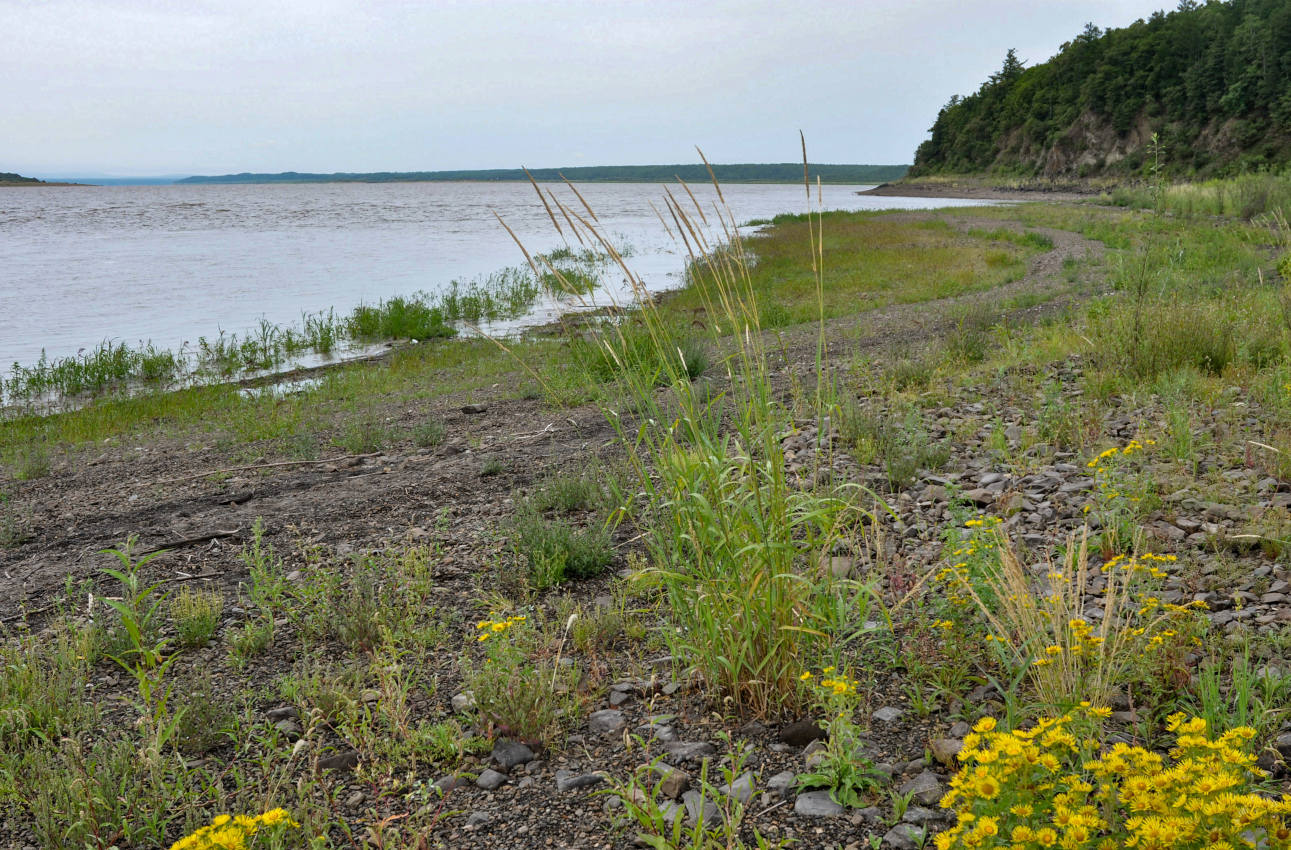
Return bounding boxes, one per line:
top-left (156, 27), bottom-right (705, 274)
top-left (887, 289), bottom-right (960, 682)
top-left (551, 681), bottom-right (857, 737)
top-left (0, 181), bottom-right (993, 373)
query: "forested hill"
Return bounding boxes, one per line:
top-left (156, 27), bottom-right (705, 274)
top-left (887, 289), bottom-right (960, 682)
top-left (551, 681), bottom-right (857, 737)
top-left (177, 163), bottom-right (908, 185)
top-left (0, 172), bottom-right (42, 184)
top-left (912, 0), bottom-right (1291, 178)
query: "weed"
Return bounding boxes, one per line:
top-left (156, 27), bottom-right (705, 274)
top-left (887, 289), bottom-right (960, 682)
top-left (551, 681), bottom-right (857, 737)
top-left (169, 586), bottom-right (224, 649)
top-left (228, 616), bottom-right (274, 665)
top-left (511, 508), bottom-right (614, 589)
top-left (411, 417), bottom-right (446, 448)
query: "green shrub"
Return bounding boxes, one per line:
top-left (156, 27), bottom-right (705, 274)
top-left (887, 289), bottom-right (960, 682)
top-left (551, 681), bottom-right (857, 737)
top-left (511, 509), bottom-right (613, 589)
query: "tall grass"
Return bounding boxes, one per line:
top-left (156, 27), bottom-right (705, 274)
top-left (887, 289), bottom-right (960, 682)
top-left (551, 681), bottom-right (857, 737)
top-left (496, 149), bottom-right (869, 718)
top-left (1110, 172), bottom-right (1291, 220)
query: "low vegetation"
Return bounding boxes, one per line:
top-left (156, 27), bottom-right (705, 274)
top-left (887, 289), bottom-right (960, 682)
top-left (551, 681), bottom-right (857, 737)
top-left (3, 172), bottom-right (1291, 848)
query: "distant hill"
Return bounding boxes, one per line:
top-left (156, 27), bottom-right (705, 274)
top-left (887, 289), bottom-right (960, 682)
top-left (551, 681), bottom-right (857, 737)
top-left (0, 172), bottom-right (43, 185)
top-left (912, 0), bottom-right (1291, 178)
top-left (177, 163), bottom-right (909, 185)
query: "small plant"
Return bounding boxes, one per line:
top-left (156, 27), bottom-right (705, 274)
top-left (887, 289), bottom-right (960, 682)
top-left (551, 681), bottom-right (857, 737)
top-left (1085, 438), bottom-right (1160, 557)
top-left (0, 492), bottom-right (30, 547)
top-left (511, 508), bottom-right (614, 589)
top-left (480, 457), bottom-right (507, 477)
top-left (464, 612), bottom-right (577, 743)
top-left (795, 668), bottom-right (884, 808)
top-left (173, 675), bottom-right (237, 755)
top-left (240, 518), bottom-right (288, 612)
top-left (170, 586), bottom-right (224, 648)
top-left (228, 616), bottom-right (274, 666)
top-left (412, 418), bottom-right (446, 448)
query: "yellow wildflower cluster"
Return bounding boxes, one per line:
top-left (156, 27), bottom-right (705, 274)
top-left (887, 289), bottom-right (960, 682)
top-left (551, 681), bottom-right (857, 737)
top-left (799, 666), bottom-right (858, 697)
top-left (1100, 552), bottom-right (1177, 580)
top-left (938, 517), bottom-right (1004, 608)
top-left (169, 809), bottom-right (298, 850)
top-left (1031, 619), bottom-right (1106, 668)
top-left (935, 711), bottom-right (1291, 850)
top-left (475, 614), bottom-right (526, 642)
top-left (1086, 439), bottom-right (1156, 470)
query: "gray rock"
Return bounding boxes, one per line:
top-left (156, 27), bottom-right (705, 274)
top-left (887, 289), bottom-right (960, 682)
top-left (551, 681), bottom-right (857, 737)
top-left (664, 741), bottom-right (717, 764)
top-left (588, 709), bottom-right (626, 736)
top-left (872, 706), bottom-right (903, 724)
top-left (273, 719), bottom-right (303, 741)
top-left (465, 811), bottom-right (490, 828)
top-left (555, 769), bottom-right (605, 792)
top-left (345, 790), bottom-right (365, 808)
top-left (1275, 732), bottom-right (1291, 758)
top-left (491, 740), bottom-right (535, 769)
top-left (318, 750), bottom-right (360, 771)
top-left (265, 706), bottom-right (299, 722)
top-left (434, 773), bottom-right (469, 792)
top-left (682, 789), bottom-right (721, 827)
top-left (652, 763), bottom-right (689, 799)
top-left (899, 771), bottom-right (944, 806)
top-left (720, 771), bottom-right (756, 806)
top-left (450, 692), bottom-right (475, 714)
top-left (883, 823), bottom-right (927, 850)
top-left (930, 738), bottom-right (962, 766)
top-left (794, 789), bottom-right (845, 817)
top-left (767, 770), bottom-right (797, 801)
top-left (902, 806), bottom-right (940, 824)
top-left (475, 768), bottom-right (509, 790)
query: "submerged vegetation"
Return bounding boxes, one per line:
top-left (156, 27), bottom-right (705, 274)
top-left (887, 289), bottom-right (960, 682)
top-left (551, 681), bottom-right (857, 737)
top-left (1, 246), bottom-right (616, 409)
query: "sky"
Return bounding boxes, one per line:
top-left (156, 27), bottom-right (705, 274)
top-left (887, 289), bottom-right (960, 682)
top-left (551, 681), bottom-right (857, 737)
top-left (4, 0), bottom-right (1174, 178)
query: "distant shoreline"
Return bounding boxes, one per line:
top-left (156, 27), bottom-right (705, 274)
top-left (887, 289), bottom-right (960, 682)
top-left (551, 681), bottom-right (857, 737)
top-left (860, 180), bottom-right (1102, 202)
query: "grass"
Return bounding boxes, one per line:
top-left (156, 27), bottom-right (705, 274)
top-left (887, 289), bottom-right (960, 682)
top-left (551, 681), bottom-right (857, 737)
top-left (9, 175), bottom-right (1291, 845)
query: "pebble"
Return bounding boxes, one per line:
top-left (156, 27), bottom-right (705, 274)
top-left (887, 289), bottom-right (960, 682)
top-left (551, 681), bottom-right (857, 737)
top-left (555, 769), bottom-right (606, 792)
top-left (899, 771), bottom-right (944, 806)
top-left (872, 706), bottom-right (903, 724)
top-left (663, 741), bottom-right (717, 764)
top-left (766, 770), bottom-right (797, 801)
top-left (883, 823), bottom-right (927, 850)
top-left (778, 719), bottom-right (826, 747)
top-left (476, 768), bottom-right (509, 791)
top-left (491, 740), bottom-right (535, 769)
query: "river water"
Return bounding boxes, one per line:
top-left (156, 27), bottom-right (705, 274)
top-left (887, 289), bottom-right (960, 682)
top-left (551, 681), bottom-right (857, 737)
top-left (0, 181), bottom-right (993, 374)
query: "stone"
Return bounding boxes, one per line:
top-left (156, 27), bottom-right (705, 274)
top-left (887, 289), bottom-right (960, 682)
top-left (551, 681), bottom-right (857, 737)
top-left (555, 770), bottom-right (606, 792)
top-left (318, 750), bottom-right (360, 772)
top-left (682, 789), bottom-right (722, 827)
top-left (652, 763), bottom-right (689, 799)
top-left (720, 771), bottom-right (756, 806)
top-left (266, 706), bottom-right (299, 722)
top-left (664, 741), bottom-right (717, 764)
top-left (793, 789), bottom-right (845, 817)
top-left (902, 806), bottom-right (940, 824)
top-left (872, 706), bottom-right (903, 724)
top-left (450, 692), bottom-right (475, 714)
top-left (460, 403), bottom-right (487, 414)
top-left (476, 768), bottom-right (509, 791)
top-left (883, 823), bottom-right (927, 850)
top-left (273, 719), bottom-right (303, 741)
top-left (434, 774), bottom-right (468, 793)
top-left (345, 790), bottom-right (365, 808)
top-left (1275, 732), bottom-right (1291, 758)
top-left (778, 719), bottom-right (826, 747)
top-left (929, 738), bottom-right (962, 766)
top-left (588, 709), bottom-right (626, 736)
top-left (766, 770), bottom-right (797, 801)
top-left (465, 811), bottom-right (490, 828)
top-left (899, 771), bottom-right (944, 806)
top-left (491, 740), bottom-right (535, 769)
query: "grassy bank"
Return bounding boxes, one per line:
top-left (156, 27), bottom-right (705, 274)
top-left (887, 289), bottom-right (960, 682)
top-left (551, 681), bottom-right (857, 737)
top-left (3, 186), bottom-right (1291, 849)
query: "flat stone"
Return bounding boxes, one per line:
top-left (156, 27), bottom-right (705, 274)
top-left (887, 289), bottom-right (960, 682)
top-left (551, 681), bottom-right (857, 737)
top-left (929, 738), bottom-right (962, 766)
top-left (872, 706), bottom-right (903, 724)
top-left (273, 719), bottom-right (302, 741)
top-left (766, 770), bottom-right (797, 801)
top-left (460, 403), bottom-right (487, 414)
top-left (450, 692), bottom-right (475, 714)
top-left (883, 823), bottom-right (927, 850)
top-left (902, 806), bottom-right (940, 824)
top-left (434, 774), bottom-right (468, 793)
top-left (899, 771), bottom-right (944, 806)
top-left (664, 741), bottom-right (717, 764)
top-left (465, 811), bottom-right (490, 828)
top-left (345, 790), bottom-right (365, 808)
top-left (555, 770), bottom-right (605, 792)
top-left (265, 706), bottom-right (299, 722)
top-left (682, 789), bottom-right (721, 827)
top-left (491, 740), bottom-right (535, 769)
top-left (318, 750), bottom-right (360, 771)
top-left (794, 789), bottom-right (845, 817)
top-left (475, 768), bottom-right (509, 791)
top-left (720, 771), bottom-right (756, 806)
top-left (588, 709), bottom-right (626, 736)
top-left (778, 719), bottom-right (826, 747)
top-left (652, 763), bottom-right (689, 799)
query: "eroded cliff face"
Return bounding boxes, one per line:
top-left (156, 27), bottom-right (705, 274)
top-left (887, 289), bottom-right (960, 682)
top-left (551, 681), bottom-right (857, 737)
top-left (989, 111), bottom-right (1269, 178)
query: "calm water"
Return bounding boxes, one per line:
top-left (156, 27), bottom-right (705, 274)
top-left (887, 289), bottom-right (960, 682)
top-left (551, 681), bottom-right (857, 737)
top-left (0, 182), bottom-right (992, 373)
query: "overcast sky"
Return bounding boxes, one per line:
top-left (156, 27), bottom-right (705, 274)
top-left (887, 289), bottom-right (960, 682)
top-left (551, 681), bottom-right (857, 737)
top-left (4, 0), bottom-right (1172, 177)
